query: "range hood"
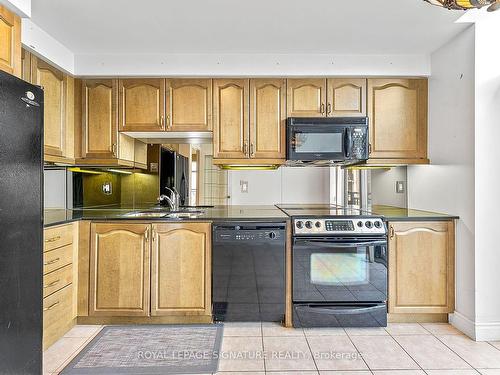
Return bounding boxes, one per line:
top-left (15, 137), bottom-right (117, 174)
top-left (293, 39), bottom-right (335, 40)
top-left (122, 131), bottom-right (212, 144)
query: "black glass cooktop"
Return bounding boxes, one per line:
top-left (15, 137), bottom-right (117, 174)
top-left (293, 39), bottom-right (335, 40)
top-left (276, 204), bottom-right (372, 217)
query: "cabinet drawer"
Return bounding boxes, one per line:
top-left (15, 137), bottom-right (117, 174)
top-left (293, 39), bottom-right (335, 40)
top-left (43, 244), bottom-right (73, 275)
top-left (43, 284), bottom-right (74, 349)
top-left (44, 224), bottom-right (74, 252)
top-left (43, 264), bottom-right (73, 298)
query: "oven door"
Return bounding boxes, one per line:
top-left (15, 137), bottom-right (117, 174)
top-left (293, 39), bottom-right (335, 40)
top-left (287, 124), bottom-right (348, 161)
top-left (293, 237), bottom-right (388, 303)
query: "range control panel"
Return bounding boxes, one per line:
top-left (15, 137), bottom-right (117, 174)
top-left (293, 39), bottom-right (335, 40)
top-left (294, 218), bottom-right (386, 236)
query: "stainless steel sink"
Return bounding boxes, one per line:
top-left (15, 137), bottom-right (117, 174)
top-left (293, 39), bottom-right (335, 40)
top-left (122, 210), bottom-right (204, 219)
top-left (122, 212), bottom-right (169, 218)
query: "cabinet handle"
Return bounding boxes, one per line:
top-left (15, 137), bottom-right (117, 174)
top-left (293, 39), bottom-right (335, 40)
top-left (43, 301), bottom-right (60, 311)
top-left (250, 143), bottom-right (255, 157)
top-left (152, 228), bottom-right (156, 242)
top-left (389, 226), bottom-right (395, 239)
top-left (45, 236), bottom-right (61, 243)
top-left (112, 143), bottom-right (117, 156)
top-left (44, 279), bottom-right (60, 289)
top-left (160, 115), bottom-right (165, 129)
top-left (44, 258), bottom-right (60, 266)
top-left (320, 103), bottom-right (325, 114)
top-left (244, 141), bottom-right (249, 156)
top-left (327, 103), bottom-right (332, 115)
top-left (368, 143), bottom-right (372, 155)
top-left (145, 228), bottom-right (149, 242)
top-left (166, 114), bottom-right (170, 129)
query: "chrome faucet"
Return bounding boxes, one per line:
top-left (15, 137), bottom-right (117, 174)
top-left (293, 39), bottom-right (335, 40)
top-left (158, 187), bottom-right (180, 211)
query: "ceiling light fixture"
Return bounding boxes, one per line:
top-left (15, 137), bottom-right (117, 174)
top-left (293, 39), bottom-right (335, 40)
top-left (424, 0), bottom-right (500, 11)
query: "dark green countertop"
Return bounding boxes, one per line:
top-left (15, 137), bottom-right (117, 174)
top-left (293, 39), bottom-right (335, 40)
top-left (44, 204), bottom-right (457, 228)
top-left (44, 205), bottom-right (289, 227)
top-left (369, 205), bottom-right (459, 221)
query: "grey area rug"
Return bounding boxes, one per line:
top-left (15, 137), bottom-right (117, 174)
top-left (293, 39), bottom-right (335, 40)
top-left (60, 324), bottom-right (224, 374)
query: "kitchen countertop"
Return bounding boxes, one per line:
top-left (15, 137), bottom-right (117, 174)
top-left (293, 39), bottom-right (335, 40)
top-left (44, 204), bottom-right (457, 228)
top-left (44, 205), bottom-right (289, 227)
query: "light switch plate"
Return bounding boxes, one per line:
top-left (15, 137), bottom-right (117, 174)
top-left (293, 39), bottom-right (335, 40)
top-left (102, 181), bottom-right (112, 195)
top-left (240, 180), bottom-right (248, 193)
top-left (396, 181), bottom-right (405, 194)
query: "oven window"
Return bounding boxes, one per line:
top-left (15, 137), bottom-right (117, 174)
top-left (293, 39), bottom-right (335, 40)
top-left (310, 252), bottom-right (369, 286)
top-left (295, 133), bottom-right (343, 153)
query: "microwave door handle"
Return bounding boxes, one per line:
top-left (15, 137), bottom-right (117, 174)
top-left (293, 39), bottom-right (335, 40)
top-left (344, 129), bottom-right (352, 158)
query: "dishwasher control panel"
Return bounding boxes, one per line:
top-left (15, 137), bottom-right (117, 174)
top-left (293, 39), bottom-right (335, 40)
top-left (213, 223), bottom-right (286, 243)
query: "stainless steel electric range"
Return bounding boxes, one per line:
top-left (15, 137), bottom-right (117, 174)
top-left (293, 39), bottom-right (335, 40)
top-left (277, 205), bottom-right (388, 328)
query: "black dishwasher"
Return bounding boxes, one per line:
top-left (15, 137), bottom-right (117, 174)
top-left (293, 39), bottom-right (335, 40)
top-left (212, 222), bottom-right (286, 322)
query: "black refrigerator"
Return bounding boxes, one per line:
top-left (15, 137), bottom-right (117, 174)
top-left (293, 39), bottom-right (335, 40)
top-left (0, 70), bottom-right (43, 374)
top-left (159, 148), bottom-right (190, 206)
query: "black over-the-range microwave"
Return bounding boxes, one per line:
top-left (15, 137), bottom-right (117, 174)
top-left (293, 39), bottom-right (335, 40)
top-left (286, 117), bottom-right (369, 166)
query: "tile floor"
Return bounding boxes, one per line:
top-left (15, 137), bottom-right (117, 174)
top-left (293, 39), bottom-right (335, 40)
top-left (44, 322), bottom-right (500, 375)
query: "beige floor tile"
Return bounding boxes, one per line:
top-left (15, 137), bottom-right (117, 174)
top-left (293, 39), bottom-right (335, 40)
top-left (222, 322), bottom-right (262, 337)
top-left (438, 334), bottom-right (500, 368)
top-left (215, 372), bottom-right (265, 374)
top-left (372, 371), bottom-right (426, 375)
top-left (307, 336), bottom-right (368, 371)
top-left (263, 336), bottom-right (316, 371)
top-left (478, 370), bottom-right (500, 374)
top-left (262, 322), bottom-right (304, 336)
top-left (489, 342), bottom-right (500, 350)
top-left (385, 323), bottom-right (430, 336)
top-left (421, 323), bottom-right (464, 335)
top-left (394, 335), bottom-right (471, 370)
top-left (43, 336), bottom-right (89, 373)
top-left (349, 335), bottom-right (419, 370)
top-left (320, 371), bottom-right (371, 375)
top-left (303, 327), bottom-right (347, 337)
top-left (345, 327), bottom-right (389, 336)
top-left (218, 336), bottom-right (265, 372)
top-left (425, 370), bottom-right (480, 375)
top-left (268, 372), bottom-right (319, 374)
top-left (63, 325), bottom-right (103, 338)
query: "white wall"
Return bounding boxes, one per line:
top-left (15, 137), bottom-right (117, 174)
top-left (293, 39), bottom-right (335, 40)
top-left (473, 13), bottom-right (500, 341)
top-left (229, 167), bottom-right (330, 205)
top-left (371, 167), bottom-right (408, 208)
top-left (407, 25), bottom-right (476, 334)
top-left (44, 169), bottom-right (67, 209)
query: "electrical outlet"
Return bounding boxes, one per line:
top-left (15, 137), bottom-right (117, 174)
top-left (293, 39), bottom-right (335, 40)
top-left (240, 180), bottom-right (248, 193)
top-left (396, 181), bottom-right (405, 194)
top-left (102, 182), bottom-right (112, 195)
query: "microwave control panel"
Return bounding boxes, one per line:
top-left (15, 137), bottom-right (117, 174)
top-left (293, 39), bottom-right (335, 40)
top-left (351, 127), bottom-right (368, 159)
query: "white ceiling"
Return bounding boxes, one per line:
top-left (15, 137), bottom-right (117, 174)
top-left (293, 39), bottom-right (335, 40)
top-left (31, 0), bottom-right (468, 56)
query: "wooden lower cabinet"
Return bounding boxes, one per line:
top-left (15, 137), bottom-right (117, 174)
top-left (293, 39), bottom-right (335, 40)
top-left (151, 222), bottom-right (211, 316)
top-left (89, 223), bottom-right (151, 316)
top-left (388, 220), bottom-right (455, 315)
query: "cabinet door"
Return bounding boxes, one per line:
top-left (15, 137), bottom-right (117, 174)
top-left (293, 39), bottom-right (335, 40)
top-left (166, 79), bottom-right (212, 131)
top-left (151, 222), bottom-right (211, 315)
top-left (0, 5), bottom-right (21, 77)
top-left (89, 223), bottom-right (151, 316)
top-left (118, 78), bottom-right (166, 132)
top-left (368, 79), bottom-right (428, 159)
top-left (213, 79), bottom-right (249, 159)
top-left (81, 79), bottom-right (118, 159)
top-left (388, 221), bottom-right (455, 314)
top-left (21, 48), bottom-right (31, 82)
top-left (327, 78), bottom-right (366, 117)
top-left (287, 79), bottom-right (326, 117)
top-left (32, 57), bottom-right (67, 157)
top-left (249, 79), bottom-right (286, 159)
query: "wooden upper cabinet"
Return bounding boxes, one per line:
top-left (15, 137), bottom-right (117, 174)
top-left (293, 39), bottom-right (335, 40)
top-left (119, 78), bottom-right (166, 132)
top-left (368, 78), bottom-right (428, 160)
top-left (287, 79), bottom-right (326, 117)
top-left (327, 78), bottom-right (367, 117)
top-left (166, 79), bottom-right (212, 131)
top-left (0, 5), bottom-right (21, 77)
top-left (151, 222), bottom-right (211, 316)
top-left (388, 221), bottom-right (455, 314)
top-left (89, 223), bottom-right (151, 316)
top-left (21, 49), bottom-right (31, 82)
top-left (213, 79), bottom-right (249, 159)
top-left (32, 57), bottom-right (67, 157)
top-left (81, 79), bottom-right (118, 159)
top-left (249, 79), bottom-right (286, 159)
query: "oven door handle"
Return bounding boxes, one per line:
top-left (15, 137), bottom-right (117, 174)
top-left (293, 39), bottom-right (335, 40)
top-left (294, 239), bottom-right (387, 248)
top-left (296, 304), bottom-right (385, 316)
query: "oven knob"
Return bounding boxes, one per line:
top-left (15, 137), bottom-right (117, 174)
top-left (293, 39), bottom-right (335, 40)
top-left (296, 221), bottom-right (303, 229)
top-left (315, 221), bottom-right (321, 228)
top-left (268, 232), bottom-right (277, 239)
top-left (365, 221), bottom-right (373, 229)
top-left (357, 221), bottom-right (364, 228)
top-left (305, 221), bottom-right (313, 229)
top-left (374, 221), bottom-right (382, 228)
